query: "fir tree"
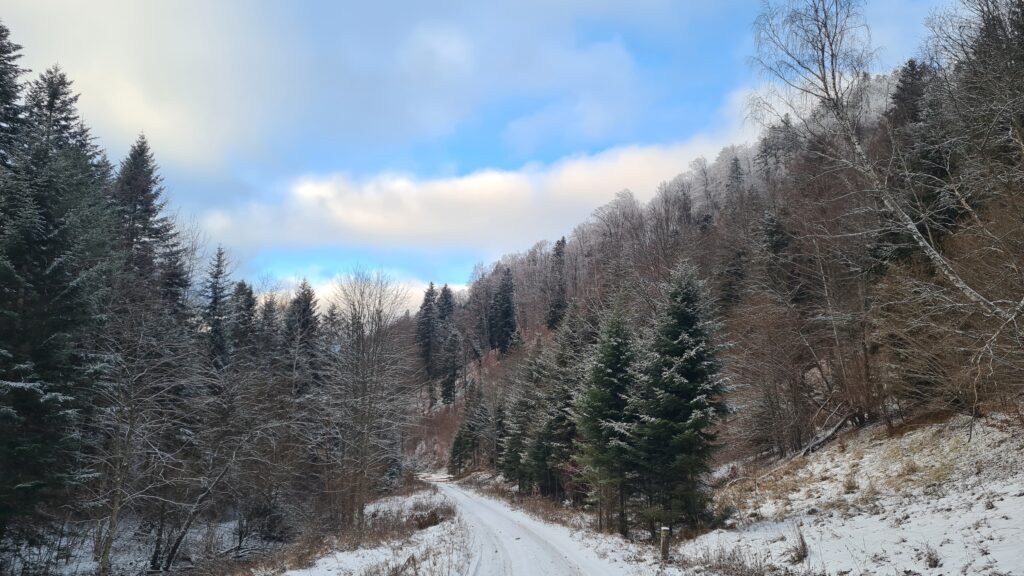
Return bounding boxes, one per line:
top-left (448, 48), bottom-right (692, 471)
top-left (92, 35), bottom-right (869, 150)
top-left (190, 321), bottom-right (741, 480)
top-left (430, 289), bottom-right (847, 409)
top-left (0, 66), bottom-right (110, 535)
top-left (415, 282), bottom-right (437, 377)
top-left (0, 20), bottom-right (24, 166)
top-left (489, 267), bottom-right (518, 353)
top-left (439, 332), bottom-right (461, 404)
top-left (628, 263), bottom-right (726, 531)
top-left (229, 280), bottom-right (257, 360)
top-left (546, 237), bottom-right (568, 330)
top-left (283, 279), bottom-right (319, 395)
top-left (111, 134), bottom-right (174, 276)
top-left (436, 284), bottom-right (455, 329)
top-left (202, 246), bottom-right (232, 371)
top-left (576, 311), bottom-right (635, 536)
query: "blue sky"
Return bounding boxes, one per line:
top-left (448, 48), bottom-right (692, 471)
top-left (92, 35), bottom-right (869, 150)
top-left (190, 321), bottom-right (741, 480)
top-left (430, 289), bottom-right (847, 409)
top-left (5, 0), bottom-right (944, 295)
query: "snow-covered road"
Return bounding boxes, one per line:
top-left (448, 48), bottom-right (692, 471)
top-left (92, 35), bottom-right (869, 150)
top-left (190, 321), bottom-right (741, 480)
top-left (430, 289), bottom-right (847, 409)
top-left (434, 482), bottom-right (621, 576)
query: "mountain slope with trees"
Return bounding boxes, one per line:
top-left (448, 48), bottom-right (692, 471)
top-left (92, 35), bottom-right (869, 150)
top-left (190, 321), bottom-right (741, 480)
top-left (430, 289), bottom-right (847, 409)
top-left (1, 0), bottom-right (1023, 573)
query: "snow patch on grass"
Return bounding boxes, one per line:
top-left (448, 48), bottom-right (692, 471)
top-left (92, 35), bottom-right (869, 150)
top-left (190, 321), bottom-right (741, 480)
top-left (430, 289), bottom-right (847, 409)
top-left (683, 415), bottom-right (1024, 575)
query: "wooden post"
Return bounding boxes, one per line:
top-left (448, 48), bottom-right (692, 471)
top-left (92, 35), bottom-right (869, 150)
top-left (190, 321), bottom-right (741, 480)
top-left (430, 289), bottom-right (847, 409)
top-left (660, 526), bottom-right (670, 562)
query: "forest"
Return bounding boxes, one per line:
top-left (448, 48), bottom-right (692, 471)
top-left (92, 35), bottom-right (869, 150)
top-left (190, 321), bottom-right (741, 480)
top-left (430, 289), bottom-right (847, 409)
top-left (1, 0), bottom-right (1023, 574)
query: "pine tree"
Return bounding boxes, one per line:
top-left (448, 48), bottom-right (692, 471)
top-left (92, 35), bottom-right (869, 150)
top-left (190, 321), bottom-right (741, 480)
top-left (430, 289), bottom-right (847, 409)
top-left (283, 279), bottom-right (319, 395)
top-left (0, 20), bottom-right (24, 166)
top-left (256, 296), bottom-right (282, 364)
top-left (436, 284), bottom-right (455, 329)
top-left (202, 247), bottom-right (232, 371)
top-left (229, 280), bottom-right (257, 360)
top-left (498, 393), bottom-right (532, 489)
top-left (111, 135), bottom-right (175, 277)
top-left (415, 283), bottom-right (437, 377)
top-left (0, 66), bottom-right (111, 535)
top-left (546, 237), bottom-right (568, 329)
top-left (439, 332), bottom-right (461, 404)
top-left (576, 311), bottom-right (635, 536)
top-left (628, 263), bottom-right (726, 531)
top-left (489, 267), bottom-right (518, 353)
top-left (529, 306), bottom-right (591, 499)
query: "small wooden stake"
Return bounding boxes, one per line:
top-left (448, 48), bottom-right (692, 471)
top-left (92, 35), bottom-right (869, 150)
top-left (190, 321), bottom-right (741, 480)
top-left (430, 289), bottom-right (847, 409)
top-left (660, 526), bottom-right (670, 562)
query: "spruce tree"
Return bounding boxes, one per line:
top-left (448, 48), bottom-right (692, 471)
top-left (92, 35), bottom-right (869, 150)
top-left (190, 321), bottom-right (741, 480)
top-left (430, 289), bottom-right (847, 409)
top-left (111, 135), bottom-right (174, 277)
top-left (0, 21), bottom-right (24, 166)
top-left (283, 279), bottom-right (319, 395)
top-left (489, 267), bottom-right (518, 353)
top-left (628, 263), bottom-right (726, 531)
top-left (546, 237), bottom-right (568, 329)
top-left (229, 280), bottom-right (257, 360)
top-left (436, 284), bottom-right (455, 329)
top-left (202, 246), bottom-right (232, 371)
top-left (439, 332), bottom-right (461, 404)
top-left (0, 66), bottom-right (111, 534)
top-left (576, 311), bottom-right (635, 536)
top-left (415, 282), bottom-right (437, 376)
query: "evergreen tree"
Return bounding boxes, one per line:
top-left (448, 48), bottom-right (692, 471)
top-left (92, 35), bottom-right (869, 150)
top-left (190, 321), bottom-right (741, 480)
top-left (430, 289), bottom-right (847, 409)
top-left (0, 21), bottom-right (24, 166)
top-left (415, 283), bottom-right (438, 377)
top-left (546, 237), bottom-right (568, 329)
top-left (256, 296), bottom-right (282, 363)
top-left (488, 267), bottom-right (518, 353)
top-left (229, 280), bottom-right (257, 360)
top-left (202, 247), bottom-right (232, 371)
top-left (283, 279), bottom-right (319, 395)
top-left (576, 311), bottom-right (635, 536)
top-left (529, 307), bottom-right (591, 499)
top-left (0, 66), bottom-right (111, 535)
top-left (628, 263), bottom-right (726, 531)
top-left (498, 393), bottom-right (532, 489)
top-left (436, 284), bottom-right (455, 329)
top-left (111, 135), bottom-right (174, 277)
top-left (439, 332), bottom-right (461, 404)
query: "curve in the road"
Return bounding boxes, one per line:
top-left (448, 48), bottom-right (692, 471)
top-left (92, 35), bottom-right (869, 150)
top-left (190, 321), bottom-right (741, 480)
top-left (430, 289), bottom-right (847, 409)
top-left (435, 482), bottom-right (621, 576)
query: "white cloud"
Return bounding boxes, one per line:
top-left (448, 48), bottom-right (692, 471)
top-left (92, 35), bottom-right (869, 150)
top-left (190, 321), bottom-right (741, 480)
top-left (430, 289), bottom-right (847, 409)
top-left (203, 87), bottom-right (757, 258)
top-left (0, 0), bottom-right (708, 168)
top-left (2, 0), bottom-right (296, 167)
top-left (269, 267), bottom-right (467, 315)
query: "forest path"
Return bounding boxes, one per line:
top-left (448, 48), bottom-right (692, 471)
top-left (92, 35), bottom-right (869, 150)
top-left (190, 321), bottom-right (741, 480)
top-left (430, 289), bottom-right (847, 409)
top-left (433, 481), bottom-right (624, 576)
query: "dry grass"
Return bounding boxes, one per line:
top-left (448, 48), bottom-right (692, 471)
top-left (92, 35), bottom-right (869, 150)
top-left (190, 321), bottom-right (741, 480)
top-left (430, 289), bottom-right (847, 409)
top-left (218, 484), bottom-right (456, 576)
top-left (677, 544), bottom-right (820, 576)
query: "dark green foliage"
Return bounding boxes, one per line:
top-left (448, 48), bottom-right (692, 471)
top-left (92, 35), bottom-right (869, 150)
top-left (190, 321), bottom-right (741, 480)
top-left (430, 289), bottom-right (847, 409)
top-left (0, 66), bottom-right (111, 535)
top-left (283, 279), bottom-right (319, 394)
top-left (448, 422), bottom-right (477, 476)
top-left (230, 280), bottom-right (258, 359)
top-left (112, 135), bottom-right (174, 277)
top-left (576, 311), bottom-right (635, 536)
top-left (546, 237), bottom-right (568, 329)
top-left (415, 282), bottom-right (437, 376)
top-left (0, 21), bottom-right (24, 166)
top-left (436, 284), bottom-right (455, 329)
top-left (439, 332), bottom-right (461, 404)
top-left (628, 263), bottom-right (726, 530)
top-left (202, 247), bottom-right (232, 371)
top-left (488, 268), bottom-right (518, 353)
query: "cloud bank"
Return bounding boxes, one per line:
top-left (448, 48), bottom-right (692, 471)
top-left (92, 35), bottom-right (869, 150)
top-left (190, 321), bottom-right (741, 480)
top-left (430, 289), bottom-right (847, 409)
top-left (203, 89), bottom-right (757, 258)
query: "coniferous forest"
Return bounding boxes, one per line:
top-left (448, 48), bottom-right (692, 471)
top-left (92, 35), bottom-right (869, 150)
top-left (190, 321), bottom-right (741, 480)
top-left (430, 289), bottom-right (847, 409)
top-left (2, 0), bottom-right (1024, 574)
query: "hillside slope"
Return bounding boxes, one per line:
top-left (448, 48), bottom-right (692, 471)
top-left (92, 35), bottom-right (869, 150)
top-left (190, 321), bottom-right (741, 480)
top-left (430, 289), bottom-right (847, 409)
top-left (682, 415), bottom-right (1024, 575)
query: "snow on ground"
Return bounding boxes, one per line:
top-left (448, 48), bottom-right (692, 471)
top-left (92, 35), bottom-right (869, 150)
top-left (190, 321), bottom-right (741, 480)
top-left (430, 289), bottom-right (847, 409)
top-left (282, 487), bottom-right (470, 576)
top-left (283, 519), bottom-right (469, 576)
top-left (290, 416), bottom-right (1024, 576)
top-left (681, 415), bottom-right (1024, 575)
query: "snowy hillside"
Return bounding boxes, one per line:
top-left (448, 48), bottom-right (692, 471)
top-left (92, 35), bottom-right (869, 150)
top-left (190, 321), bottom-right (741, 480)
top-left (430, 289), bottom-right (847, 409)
top-left (680, 415), bottom-right (1024, 575)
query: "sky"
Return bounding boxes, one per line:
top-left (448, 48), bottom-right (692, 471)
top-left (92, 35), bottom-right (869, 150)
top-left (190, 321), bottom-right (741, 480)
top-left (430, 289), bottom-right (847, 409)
top-left (3, 0), bottom-right (945, 298)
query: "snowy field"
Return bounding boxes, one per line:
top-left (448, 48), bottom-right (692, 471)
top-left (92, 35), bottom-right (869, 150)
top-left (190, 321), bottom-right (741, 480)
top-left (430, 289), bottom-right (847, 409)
top-left (680, 415), bottom-right (1024, 575)
top-left (280, 416), bottom-right (1024, 576)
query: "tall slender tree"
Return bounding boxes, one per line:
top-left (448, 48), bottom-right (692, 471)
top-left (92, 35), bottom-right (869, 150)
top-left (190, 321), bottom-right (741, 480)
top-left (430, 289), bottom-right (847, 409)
top-left (628, 263), bottom-right (726, 531)
top-left (577, 311), bottom-right (635, 537)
